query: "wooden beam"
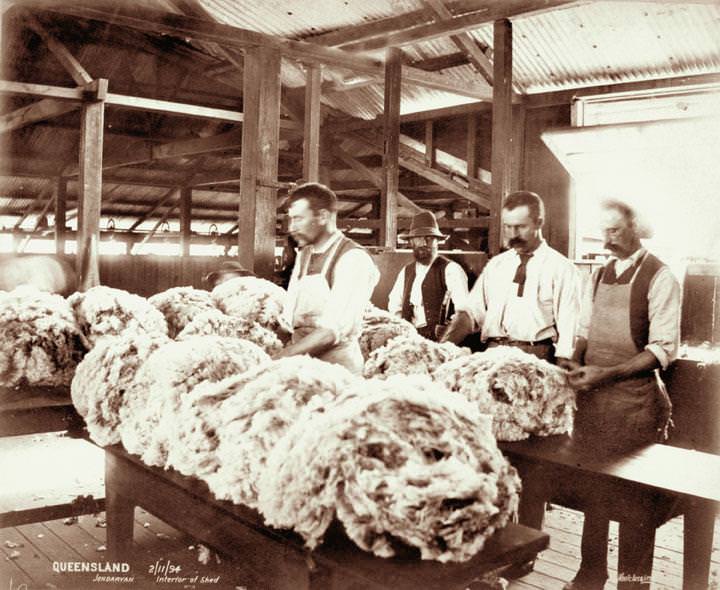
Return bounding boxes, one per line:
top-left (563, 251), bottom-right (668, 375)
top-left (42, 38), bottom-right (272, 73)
top-left (349, 131), bottom-right (492, 209)
top-left (128, 187), bottom-right (178, 232)
top-left (105, 93), bottom-right (244, 122)
top-left (380, 48), bottom-right (402, 248)
top-left (179, 187), bottom-right (191, 257)
top-left (424, 120), bottom-right (435, 168)
top-left (17, 197), bottom-right (56, 253)
top-left (326, 101), bottom-right (492, 135)
top-left (238, 45), bottom-right (281, 277)
top-left (334, 148), bottom-right (421, 215)
top-left (23, 11), bottom-right (93, 86)
top-left (54, 178), bottom-right (66, 255)
top-left (422, 0), bottom-right (493, 85)
top-left (403, 65), bottom-right (492, 101)
top-left (302, 64), bottom-right (322, 182)
top-left (0, 98), bottom-right (80, 134)
top-left (489, 19), bottom-right (513, 254)
top-left (63, 128), bottom-right (246, 177)
top-left (14, 183), bottom-right (52, 228)
top-left (308, 0), bottom-right (490, 47)
top-left (30, 2), bottom-right (383, 73)
top-left (76, 85), bottom-right (105, 291)
top-left (466, 112), bottom-right (479, 178)
top-left (25, 4), bottom-right (490, 100)
top-left (138, 204), bottom-right (178, 246)
top-left (337, 0), bottom-right (576, 52)
top-left (0, 79), bottom-right (86, 100)
top-left (411, 51), bottom-right (471, 72)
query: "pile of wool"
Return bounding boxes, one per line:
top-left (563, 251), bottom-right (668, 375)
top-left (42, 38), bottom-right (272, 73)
top-left (118, 336), bottom-right (269, 467)
top-left (0, 286), bottom-right (86, 387)
top-left (359, 306), bottom-right (417, 360)
top-left (434, 346), bottom-right (576, 441)
top-left (363, 334), bottom-right (470, 379)
top-left (212, 276), bottom-right (289, 334)
top-left (68, 286), bottom-right (168, 348)
top-left (148, 287), bottom-right (216, 338)
top-left (201, 356), bottom-right (358, 507)
top-left (71, 332), bottom-right (170, 446)
top-left (257, 375), bottom-right (520, 563)
top-left (176, 309), bottom-right (282, 355)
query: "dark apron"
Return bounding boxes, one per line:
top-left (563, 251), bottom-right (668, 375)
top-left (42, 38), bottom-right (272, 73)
top-left (574, 272), bottom-right (671, 451)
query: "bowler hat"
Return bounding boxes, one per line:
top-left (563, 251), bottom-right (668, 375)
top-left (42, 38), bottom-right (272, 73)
top-left (204, 260), bottom-right (254, 286)
top-left (399, 210), bottom-right (445, 240)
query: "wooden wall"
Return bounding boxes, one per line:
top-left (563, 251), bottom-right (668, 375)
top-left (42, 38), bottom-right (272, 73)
top-left (98, 255), bottom-right (226, 296)
top-left (522, 104), bottom-right (572, 256)
top-left (0, 253), bottom-right (234, 297)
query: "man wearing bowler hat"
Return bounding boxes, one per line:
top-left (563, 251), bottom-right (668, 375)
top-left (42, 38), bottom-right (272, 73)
top-left (388, 210), bottom-right (469, 341)
top-left (204, 260), bottom-right (255, 290)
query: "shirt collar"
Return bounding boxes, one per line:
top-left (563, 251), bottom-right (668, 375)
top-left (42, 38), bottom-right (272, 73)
top-left (510, 239), bottom-right (548, 259)
top-left (309, 230), bottom-right (342, 254)
top-left (611, 246), bottom-right (646, 266)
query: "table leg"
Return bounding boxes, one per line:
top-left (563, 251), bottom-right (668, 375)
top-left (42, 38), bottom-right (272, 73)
top-left (683, 503), bottom-right (715, 590)
top-left (104, 487), bottom-right (135, 561)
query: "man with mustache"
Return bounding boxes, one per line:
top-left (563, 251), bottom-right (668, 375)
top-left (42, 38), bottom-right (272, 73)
top-left (440, 189), bottom-right (580, 579)
top-left (387, 210), bottom-right (469, 341)
top-left (564, 200), bottom-right (681, 590)
top-left (277, 182), bottom-right (379, 374)
top-left (442, 190), bottom-right (580, 367)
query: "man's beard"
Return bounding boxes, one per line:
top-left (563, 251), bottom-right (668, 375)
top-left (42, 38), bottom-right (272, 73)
top-left (413, 247), bottom-right (433, 264)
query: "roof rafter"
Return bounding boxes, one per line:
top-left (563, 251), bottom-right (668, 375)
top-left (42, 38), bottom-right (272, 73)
top-left (25, 2), bottom-right (491, 100)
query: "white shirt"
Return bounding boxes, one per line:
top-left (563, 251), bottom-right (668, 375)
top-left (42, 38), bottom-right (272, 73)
top-left (462, 240), bottom-right (580, 359)
top-left (577, 248), bottom-right (681, 369)
top-left (284, 230), bottom-right (380, 345)
top-left (388, 259), bottom-right (469, 328)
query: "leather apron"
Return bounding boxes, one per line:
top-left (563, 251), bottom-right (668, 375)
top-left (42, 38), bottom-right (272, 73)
top-left (574, 268), bottom-right (671, 451)
top-left (291, 237), bottom-right (364, 375)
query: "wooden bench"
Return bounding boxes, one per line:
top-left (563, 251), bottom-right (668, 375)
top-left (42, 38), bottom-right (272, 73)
top-left (105, 444), bottom-right (549, 590)
top-left (499, 435), bottom-right (720, 590)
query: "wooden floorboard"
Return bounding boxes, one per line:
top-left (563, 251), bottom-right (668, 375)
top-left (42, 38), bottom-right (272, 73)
top-left (4, 505), bottom-right (718, 589)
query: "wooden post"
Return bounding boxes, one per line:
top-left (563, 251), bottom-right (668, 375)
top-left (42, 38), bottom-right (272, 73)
top-left (489, 19), bottom-right (513, 255)
top-left (180, 187), bottom-right (192, 257)
top-left (76, 79), bottom-right (107, 290)
top-left (54, 178), bottom-right (67, 255)
top-left (380, 47), bottom-right (402, 248)
top-left (238, 46), bottom-right (281, 277)
top-left (303, 64), bottom-right (322, 182)
top-left (466, 112), bottom-right (479, 179)
top-left (424, 120), bottom-right (434, 168)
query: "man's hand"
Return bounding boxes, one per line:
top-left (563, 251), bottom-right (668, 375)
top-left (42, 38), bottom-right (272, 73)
top-left (439, 310), bottom-right (474, 345)
top-left (556, 357), bottom-right (580, 371)
top-left (567, 365), bottom-right (611, 392)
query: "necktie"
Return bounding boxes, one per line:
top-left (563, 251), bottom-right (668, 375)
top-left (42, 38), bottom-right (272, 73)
top-left (513, 253), bottom-right (532, 297)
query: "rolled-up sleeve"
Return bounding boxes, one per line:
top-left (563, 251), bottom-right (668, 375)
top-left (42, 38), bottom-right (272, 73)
top-left (576, 268), bottom-right (597, 342)
top-left (456, 267), bottom-right (487, 331)
top-left (553, 261), bottom-right (581, 359)
top-left (445, 261), bottom-right (469, 313)
top-left (282, 253), bottom-right (303, 333)
top-left (387, 268), bottom-right (406, 317)
top-left (316, 249), bottom-right (380, 344)
top-left (646, 266), bottom-right (681, 369)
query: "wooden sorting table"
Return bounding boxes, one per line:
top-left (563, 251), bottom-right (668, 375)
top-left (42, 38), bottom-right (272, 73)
top-left (0, 386), bottom-right (103, 527)
top-left (0, 385), bottom-right (84, 437)
top-left (499, 435), bottom-right (720, 590)
top-left (105, 444), bottom-right (549, 590)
